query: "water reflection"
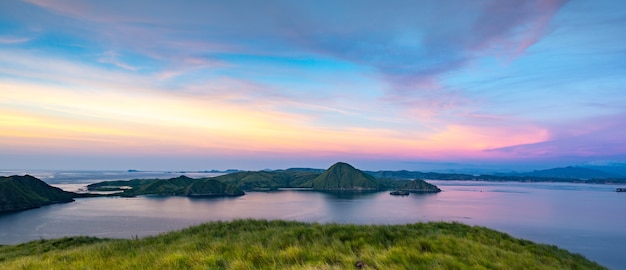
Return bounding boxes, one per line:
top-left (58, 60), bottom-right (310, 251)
top-left (0, 182), bottom-right (625, 269)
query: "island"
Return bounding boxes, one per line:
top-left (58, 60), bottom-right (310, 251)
top-left (88, 162), bottom-right (442, 194)
top-left (400, 179), bottom-right (442, 193)
top-left (88, 175), bottom-right (244, 197)
top-left (0, 175), bottom-right (75, 214)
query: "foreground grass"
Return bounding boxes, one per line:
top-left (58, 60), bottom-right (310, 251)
top-left (0, 219), bottom-right (604, 269)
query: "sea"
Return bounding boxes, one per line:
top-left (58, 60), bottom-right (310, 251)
top-left (0, 170), bottom-right (624, 269)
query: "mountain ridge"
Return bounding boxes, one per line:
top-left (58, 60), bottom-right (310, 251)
top-left (507, 166), bottom-right (621, 179)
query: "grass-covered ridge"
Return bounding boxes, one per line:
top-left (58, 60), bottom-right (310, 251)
top-left (0, 175), bottom-right (75, 213)
top-left (0, 219), bottom-right (605, 269)
top-left (88, 175), bottom-right (244, 197)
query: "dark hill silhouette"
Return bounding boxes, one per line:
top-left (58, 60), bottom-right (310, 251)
top-left (309, 162), bottom-right (381, 191)
top-left (0, 175), bottom-right (75, 213)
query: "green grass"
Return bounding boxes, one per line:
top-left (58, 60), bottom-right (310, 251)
top-left (0, 175), bottom-right (75, 213)
top-left (0, 220), bottom-right (605, 269)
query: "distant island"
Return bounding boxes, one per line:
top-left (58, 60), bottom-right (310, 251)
top-left (366, 167), bottom-right (626, 184)
top-left (89, 162), bottom-right (443, 194)
top-left (0, 175), bottom-right (75, 213)
top-left (7, 162), bottom-right (625, 215)
top-left (87, 175), bottom-right (244, 197)
top-left (7, 161), bottom-right (442, 214)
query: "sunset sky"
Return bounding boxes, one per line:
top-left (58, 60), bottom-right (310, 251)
top-left (1, 0), bottom-right (625, 171)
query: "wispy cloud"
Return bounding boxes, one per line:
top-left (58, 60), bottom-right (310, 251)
top-left (97, 51), bottom-right (139, 71)
top-left (1, 0), bottom-right (625, 169)
top-left (0, 36), bottom-right (31, 44)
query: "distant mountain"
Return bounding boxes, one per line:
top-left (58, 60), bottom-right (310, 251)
top-left (581, 162), bottom-right (626, 177)
top-left (88, 175), bottom-right (244, 197)
top-left (366, 170), bottom-right (476, 180)
top-left (308, 162), bottom-right (381, 191)
top-left (0, 175), bottom-right (75, 213)
top-left (511, 166), bottom-right (620, 179)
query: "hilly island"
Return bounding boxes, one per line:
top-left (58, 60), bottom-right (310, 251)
top-left (0, 175), bottom-right (75, 214)
top-left (87, 162), bottom-right (442, 194)
top-left (88, 175), bottom-right (245, 197)
top-left (1, 162), bottom-right (441, 214)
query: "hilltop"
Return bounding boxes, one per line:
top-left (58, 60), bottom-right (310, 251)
top-left (308, 162), bottom-right (381, 191)
top-left (0, 219), bottom-right (604, 269)
top-left (0, 175), bottom-right (75, 213)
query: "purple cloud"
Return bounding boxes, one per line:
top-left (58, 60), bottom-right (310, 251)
top-left (487, 112), bottom-right (626, 160)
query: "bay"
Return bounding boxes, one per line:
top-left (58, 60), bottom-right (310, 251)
top-left (0, 172), bottom-right (624, 269)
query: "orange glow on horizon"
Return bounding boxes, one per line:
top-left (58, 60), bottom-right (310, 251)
top-left (0, 81), bottom-right (549, 159)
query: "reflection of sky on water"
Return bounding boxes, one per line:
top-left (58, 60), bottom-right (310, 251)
top-left (0, 180), bottom-right (625, 269)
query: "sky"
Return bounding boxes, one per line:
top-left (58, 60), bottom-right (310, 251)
top-left (0, 0), bottom-right (625, 171)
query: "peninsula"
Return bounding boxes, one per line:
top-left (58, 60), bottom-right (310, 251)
top-left (0, 175), bottom-right (75, 214)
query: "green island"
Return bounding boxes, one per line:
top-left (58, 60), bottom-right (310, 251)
top-left (88, 162), bottom-right (442, 194)
top-left (0, 175), bottom-right (75, 214)
top-left (93, 175), bottom-right (245, 197)
top-left (0, 219), bottom-right (604, 269)
top-left (1, 162), bottom-right (443, 213)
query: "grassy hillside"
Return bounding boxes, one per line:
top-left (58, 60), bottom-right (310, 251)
top-left (0, 175), bottom-right (75, 213)
top-left (88, 176), bottom-right (244, 197)
top-left (185, 179), bottom-right (245, 196)
top-left (0, 219), bottom-right (604, 269)
top-left (213, 170), bottom-right (320, 190)
top-left (309, 162), bottom-right (381, 191)
top-left (125, 175), bottom-right (196, 196)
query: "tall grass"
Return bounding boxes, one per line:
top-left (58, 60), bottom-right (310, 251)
top-left (0, 219), bottom-right (605, 269)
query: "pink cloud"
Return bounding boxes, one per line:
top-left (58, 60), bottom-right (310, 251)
top-left (487, 112), bottom-right (626, 159)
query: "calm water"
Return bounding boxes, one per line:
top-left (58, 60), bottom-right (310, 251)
top-left (0, 172), bottom-right (625, 269)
